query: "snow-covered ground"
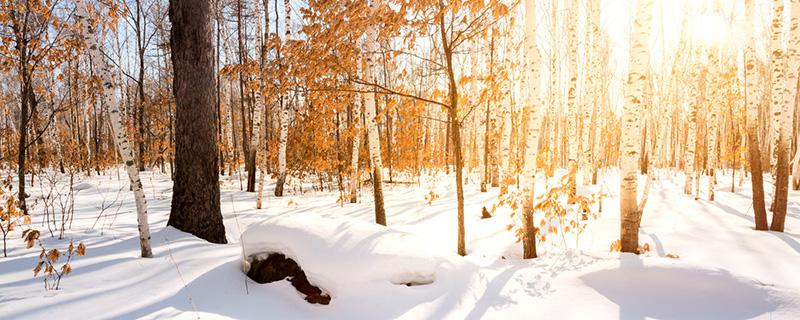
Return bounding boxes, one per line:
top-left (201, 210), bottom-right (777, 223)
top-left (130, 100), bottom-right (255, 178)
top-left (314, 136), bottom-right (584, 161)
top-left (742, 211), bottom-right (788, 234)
top-left (1, 169), bottom-right (800, 319)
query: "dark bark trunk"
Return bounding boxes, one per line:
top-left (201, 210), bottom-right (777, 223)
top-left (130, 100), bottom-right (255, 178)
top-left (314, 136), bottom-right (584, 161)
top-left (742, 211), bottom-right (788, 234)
top-left (747, 127), bottom-right (768, 230)
top-left (136, 0), bottom-right (147, 171)
top-left (168, 0), bottom-right (227, 244)
top-left (770, 137), bottom-right (790, 232)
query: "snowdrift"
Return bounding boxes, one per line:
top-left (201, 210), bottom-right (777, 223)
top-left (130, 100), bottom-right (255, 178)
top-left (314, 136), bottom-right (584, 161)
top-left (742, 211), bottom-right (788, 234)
top-left (240, 212), bottom-right (445, 297)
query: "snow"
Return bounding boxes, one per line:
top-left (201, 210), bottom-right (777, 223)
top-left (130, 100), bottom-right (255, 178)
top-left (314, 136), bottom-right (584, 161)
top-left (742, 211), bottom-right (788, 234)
top-left (1, 168), bottom-right (800, 319)
top-left (240, 212), bottom-right (444, 294)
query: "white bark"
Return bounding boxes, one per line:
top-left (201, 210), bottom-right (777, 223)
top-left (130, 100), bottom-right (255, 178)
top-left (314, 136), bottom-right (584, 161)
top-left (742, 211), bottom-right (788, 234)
top-left (769, 0), bottom-right (786, 174)
top-left (76, 0), bottom-right (152, 258)
top-left (350, 57), bottom-right (363, 202)
top-left (364, 20), bottom-right (386, 225)
top-left (684, 58), bottom-right (701, 196)
top-left (620, 0), bottom-right (653, 253)
top-left (499, 99), bottom-right (512, 184)
top-left (707, 57), bottom-right (720, 201)
top-left (251, 0), bottom-right (267, 208)
top-left (275, 0), bottom-right (291, 196)
top-left (788, 0), bottom-right (800, 189)
top-left (521, 0), bottom-right (543, 259)
top-left (581, 0), bottom-right (603, 185)
top-left (566, 0), bottom-right (579, 173)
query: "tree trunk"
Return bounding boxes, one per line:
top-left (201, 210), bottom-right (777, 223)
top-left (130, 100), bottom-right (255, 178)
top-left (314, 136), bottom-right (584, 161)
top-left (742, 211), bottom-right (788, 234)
top-left (743, 0), bottom-right (769, 231)
top-left (620, 0), bottom-right (653, 254)
top-left (167, 0), bottom-right (227, 244)
top-left (364, 19), bottom-right (386, 225)
top-left (438, 12), bottom-right (466, 257)
top-left (521, 0), bottom-right (542, 259)
top-left (707, 56), bottom-right (720, 201)
top-left (787, 1), bottom-right (800, 187)
top-left (275, 0), bottom-right (292, 197)
top-left (566, 0), bottom-right (579, 193)
top-left (76, 0), bottom-right (153, 257)
top-left (770, 0), bottom-right (798, 232)
top-left (350, 59), bottom-right (363, 203)
top-left (482, 34), bottom-right (495, 192)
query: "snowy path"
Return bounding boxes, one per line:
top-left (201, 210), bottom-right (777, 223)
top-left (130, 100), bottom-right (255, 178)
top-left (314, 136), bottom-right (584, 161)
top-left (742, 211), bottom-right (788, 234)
top-left (1, 170), bottom-right (799, 319)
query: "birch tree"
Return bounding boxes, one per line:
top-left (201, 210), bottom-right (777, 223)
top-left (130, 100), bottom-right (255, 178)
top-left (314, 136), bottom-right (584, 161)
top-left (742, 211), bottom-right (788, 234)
top-left (707, 54), bottom-right (720, 201)
top-left (566, 0), bottom-right (579, 186)
top-left (743, 0), bottom-right (769, 230)
top-left (521, 0), bottom-right (543, 259)
top-left (620, 0), bottom-right (654, 254)
top-left (770, 0), bottom-right (797, 232)
top-left (75, 0), bottom-right (152, 257)
top-left (275, 0), bottom-right (292, 197)
top-left (363, 7), bottom-right (386, 225)
top-left (350, 57), bottom-right (363, 203)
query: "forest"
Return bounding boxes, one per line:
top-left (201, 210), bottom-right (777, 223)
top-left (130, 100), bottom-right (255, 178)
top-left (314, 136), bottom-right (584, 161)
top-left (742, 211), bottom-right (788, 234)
top-left (0, 0), bottom-right (799, 318)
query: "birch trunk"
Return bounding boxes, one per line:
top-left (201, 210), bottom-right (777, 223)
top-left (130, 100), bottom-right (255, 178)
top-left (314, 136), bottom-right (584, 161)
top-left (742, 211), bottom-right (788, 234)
top-left (788, 0), bottom-right (800, 191)
top-left (521, 0), bottom-right (542, 259)
top-left (769, 0), bottom-right (785, 178)
top-left (771, 0), bottom-right (798, 231)
top-left (75, 0), bottom-right (152, 257)
top-left (744, 0), bottom-right (769, 230)
top-left (254, 0), bottom-right (270, 209)
top-left (684, 57), bottom-right (701, 196)
top-left (364, 20), bottom-right (386, 226)
top-left (566, 0), bottom-right (579, 183)
top-left (499, 101), bottom-right (512, 185)
top-left (707, 55), bottom-right (720, 201)
top-left (620, 0), bottom-right (653, 254)
top-left (274, 0), bottom-right (291, 197)
top-left (350, 58), bottom-right (363, 203)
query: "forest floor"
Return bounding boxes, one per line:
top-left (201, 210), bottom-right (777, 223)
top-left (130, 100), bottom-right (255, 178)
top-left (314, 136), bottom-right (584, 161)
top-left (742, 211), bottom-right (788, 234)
top-left (1, 169), bottom-right (800, 319)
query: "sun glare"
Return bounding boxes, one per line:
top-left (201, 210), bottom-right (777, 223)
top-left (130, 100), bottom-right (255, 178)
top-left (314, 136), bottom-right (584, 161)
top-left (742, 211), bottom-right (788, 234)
top-left (688, 11), bottom-right (729, 46)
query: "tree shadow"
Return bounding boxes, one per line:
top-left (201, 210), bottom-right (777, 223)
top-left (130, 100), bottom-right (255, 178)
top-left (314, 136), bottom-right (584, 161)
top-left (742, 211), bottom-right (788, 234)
top-left (766, 232), bottom-right (800, 256)
top-left (580, 254), bottom-right (779, 320)
top-left (463, 252), bottom-right (602, 319)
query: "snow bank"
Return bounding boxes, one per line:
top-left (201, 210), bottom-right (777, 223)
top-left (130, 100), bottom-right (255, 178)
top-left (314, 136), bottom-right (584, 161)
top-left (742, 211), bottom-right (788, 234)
top-left (240, 212), bottom-right (445, 296)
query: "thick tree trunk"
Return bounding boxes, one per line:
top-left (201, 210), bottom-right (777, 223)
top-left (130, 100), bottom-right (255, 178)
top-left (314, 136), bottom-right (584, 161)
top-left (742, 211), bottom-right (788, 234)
top-left (167, 0), bottom-right (227, 244)
top-left (620, 0), bottom-right (653, 254)
top-left (76, 0), bottom-right (153, 257)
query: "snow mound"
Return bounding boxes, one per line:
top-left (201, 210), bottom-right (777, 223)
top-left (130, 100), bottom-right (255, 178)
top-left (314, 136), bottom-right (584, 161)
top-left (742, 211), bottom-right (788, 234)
top-left (240, 212), bottom-right (444, 296)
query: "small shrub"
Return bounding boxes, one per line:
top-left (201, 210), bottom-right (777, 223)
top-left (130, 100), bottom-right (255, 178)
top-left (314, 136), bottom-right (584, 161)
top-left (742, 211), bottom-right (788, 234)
top-left (497, 168), bottom-right (600, 252)
top-left (1, 176), bottom-right (31, 257)
top-left (23, 229), bottom-right (86, 290)
top-left (424, 190), bottom-right (439, 206)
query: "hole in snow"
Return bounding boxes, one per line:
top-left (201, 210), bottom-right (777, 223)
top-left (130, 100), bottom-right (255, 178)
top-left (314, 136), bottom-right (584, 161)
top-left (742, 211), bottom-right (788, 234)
top-left (245, 253), bottom-right (331, 305)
